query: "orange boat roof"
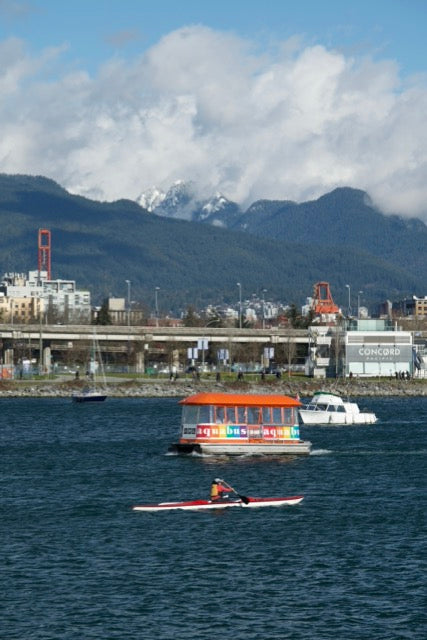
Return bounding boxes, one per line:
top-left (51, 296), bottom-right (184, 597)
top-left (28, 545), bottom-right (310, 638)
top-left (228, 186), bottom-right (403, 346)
top-left (179, 392), bottom-right (301, 407)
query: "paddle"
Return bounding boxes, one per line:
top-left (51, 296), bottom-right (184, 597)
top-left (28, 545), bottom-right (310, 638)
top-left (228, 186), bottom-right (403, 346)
top-left (219, 479), bottom-right (250, 504)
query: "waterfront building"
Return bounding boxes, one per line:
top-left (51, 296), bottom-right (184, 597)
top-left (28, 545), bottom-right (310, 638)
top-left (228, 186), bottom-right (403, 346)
top-left (0, 270), bottom-right (91, 323)
top-left (397, 295), bottom-right (427, 318)
top-left (0, 294), bottom-right (44, 323)
top-left (306, 319), bottom-right (414, 378)
top-left (93, 297), bottom-right (146, 325)
top-left (345, 319), bottom-right (413, 378)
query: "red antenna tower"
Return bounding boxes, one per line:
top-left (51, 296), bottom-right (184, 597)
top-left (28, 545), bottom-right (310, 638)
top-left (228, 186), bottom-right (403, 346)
top-left (38, 229), bottom-right (51, 279)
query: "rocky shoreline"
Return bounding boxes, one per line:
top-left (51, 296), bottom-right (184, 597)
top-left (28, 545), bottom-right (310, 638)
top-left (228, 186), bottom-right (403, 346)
top-left (1, 376), bottom-right (426, 398)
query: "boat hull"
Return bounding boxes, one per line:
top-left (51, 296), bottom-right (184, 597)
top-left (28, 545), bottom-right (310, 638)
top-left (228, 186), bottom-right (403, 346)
top-left (169, 441), bottom-right (311, 455)
top-left (72, 393), bottom-right (107, 403)
top-left (132, 495), bottom-right (304, 512)
top-left (299, 409), bottom-right (376, 425)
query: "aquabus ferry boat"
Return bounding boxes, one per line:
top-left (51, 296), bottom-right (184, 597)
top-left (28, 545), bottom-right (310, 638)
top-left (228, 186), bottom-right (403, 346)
top-left (169, 392), bottom-right (311, 455)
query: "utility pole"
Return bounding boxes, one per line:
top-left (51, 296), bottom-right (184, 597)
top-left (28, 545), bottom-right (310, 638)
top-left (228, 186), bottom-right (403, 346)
top-left (155, 287), bottom-right (160, 327)
top-left (237, 282), bottom-right (242, 329)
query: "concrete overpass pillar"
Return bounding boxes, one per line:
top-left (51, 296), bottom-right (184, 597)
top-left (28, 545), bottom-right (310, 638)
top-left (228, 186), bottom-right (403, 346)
top-left (43, 346), bottom-right (52, 374)
top-left (136, 351), bottom-right (145, 373)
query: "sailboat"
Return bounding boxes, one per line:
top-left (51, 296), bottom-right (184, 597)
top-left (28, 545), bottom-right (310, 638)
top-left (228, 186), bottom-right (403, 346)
top-left (72, 331), bottom-right (107, 403)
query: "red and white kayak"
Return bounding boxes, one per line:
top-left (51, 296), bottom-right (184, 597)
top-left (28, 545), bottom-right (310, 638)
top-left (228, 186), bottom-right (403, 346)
top-left (132, 495), bottom-right (304, 512)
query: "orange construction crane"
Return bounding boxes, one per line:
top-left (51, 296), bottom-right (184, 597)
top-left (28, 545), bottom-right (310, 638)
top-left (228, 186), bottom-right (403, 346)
top-left (312, 282), bottom-right (340, 315)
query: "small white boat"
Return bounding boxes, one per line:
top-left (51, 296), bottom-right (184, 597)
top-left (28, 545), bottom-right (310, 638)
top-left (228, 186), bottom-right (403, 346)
top-left (72, 387), bottom-right (107, 403)
top-left (299, 391), bottom-right (377, 425)
top-left (72, 330), bottom-right (107, 403)
top-left (132, 495), bottom-right (304, 512)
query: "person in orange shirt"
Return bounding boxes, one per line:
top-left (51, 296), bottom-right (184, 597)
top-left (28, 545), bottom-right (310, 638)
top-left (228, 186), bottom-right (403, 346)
top-left (210, 478), bottom-right (230, 501)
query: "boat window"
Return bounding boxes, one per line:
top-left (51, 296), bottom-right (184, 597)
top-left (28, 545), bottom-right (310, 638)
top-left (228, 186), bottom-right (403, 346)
top-left (182, 406), bottom-right (199, 424)
top-left (284, 408), bottom-right (292, 424)
top-left (226, 407), bottom-right (237, 423)
top-left (337, 405), bottom-right (346, 413)
top-left (272, 408), bottom-right (283, 424)
top-left (262, 407), bottom-right (272, 423)
top-left (247, 407), bottom-right (261, 424)
top-left (262, 407), bottom-right (283, 424)
top-left (215, 406), bottom-right (225, 423)
top-left (198, 405), bottom-right (212, 422)
top-left (237, 407), bottom-right (246, 423)
top-left (317, 404), bottom-right (328, 411)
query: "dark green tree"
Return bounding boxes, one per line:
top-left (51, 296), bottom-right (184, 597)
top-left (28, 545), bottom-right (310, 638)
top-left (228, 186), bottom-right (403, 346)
top-left (203, 311), bottom-right (224, 328)
top-left (183, 305), bottom-right (202, 327)
top-left (94, 298), bottom-right (112, 325)
top-left (287, 304), bottom-right (298, 328)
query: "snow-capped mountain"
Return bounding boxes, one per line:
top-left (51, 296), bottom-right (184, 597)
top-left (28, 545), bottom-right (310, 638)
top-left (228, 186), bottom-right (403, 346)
top-left (136, 181), bottom-right (242, 227)
top-left (156, 180), bottom-right (196, 220)
top-left (136, 186), bottom-right (166, 212)
top-left (137, 180), bottom-right (196, 220)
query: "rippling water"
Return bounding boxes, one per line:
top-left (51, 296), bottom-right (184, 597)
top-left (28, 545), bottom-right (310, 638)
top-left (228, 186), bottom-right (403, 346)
top-left (1, 396), bottom-right (426, 639)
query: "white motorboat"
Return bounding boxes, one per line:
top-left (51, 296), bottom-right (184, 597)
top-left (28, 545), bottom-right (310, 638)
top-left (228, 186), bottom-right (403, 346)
top-left (299, 391), bottom-right (377, 425)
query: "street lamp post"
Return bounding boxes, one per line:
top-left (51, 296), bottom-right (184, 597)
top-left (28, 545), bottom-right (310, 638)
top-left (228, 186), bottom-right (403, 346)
top-left (357, 291), bottom-right (363, 319)
top-left (125, 280), bottom-right (131, 327)
top-left (155, 287), bottom-right (160, 327)
top-left (345, 284), bottom-right (351, 317)
top-left (236, 282), bottom-right (242, 329)
top-left (39, 305), bottom-right (43, 374)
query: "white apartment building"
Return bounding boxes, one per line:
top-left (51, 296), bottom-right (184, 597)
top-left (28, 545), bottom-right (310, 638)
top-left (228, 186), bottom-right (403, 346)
top-left (0, 270), bottom-right (91, 323)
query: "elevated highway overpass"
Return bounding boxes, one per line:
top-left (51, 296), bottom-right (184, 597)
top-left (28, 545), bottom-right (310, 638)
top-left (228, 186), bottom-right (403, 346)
top-left (0, 323), bottom-right (310, 371)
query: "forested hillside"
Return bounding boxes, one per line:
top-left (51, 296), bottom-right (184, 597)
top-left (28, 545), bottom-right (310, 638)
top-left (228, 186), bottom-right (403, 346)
top-left (235, 188), bottom-right (427, 277)
top-left (0, 174), bottom-right (424, 312)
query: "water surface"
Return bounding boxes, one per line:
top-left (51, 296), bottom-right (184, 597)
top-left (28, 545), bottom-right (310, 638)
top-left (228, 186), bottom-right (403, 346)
top-left (1, 396), bottom-right (426, 639)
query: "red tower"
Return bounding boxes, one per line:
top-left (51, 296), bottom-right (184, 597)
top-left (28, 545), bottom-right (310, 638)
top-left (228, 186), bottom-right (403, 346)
top-left (38, 229), bottom-right (51, 280)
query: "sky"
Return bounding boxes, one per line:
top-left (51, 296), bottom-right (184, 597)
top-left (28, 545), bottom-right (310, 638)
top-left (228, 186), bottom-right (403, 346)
top-left (1, 0), bottom-right (427, 220)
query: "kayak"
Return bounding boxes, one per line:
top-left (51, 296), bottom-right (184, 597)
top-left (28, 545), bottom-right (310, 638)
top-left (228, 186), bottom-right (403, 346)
top-left (132, 495), bottom-right (304, 512)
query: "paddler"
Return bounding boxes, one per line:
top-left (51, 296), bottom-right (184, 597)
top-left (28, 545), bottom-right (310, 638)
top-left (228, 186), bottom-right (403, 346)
top-left (210, 478), bottom-right (231, 501)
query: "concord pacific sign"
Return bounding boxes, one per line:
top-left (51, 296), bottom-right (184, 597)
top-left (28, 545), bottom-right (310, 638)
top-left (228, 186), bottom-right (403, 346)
top-left (358, 347), bottom-right (400, 356)
top-left (347, 344), bottom-right (412, 363)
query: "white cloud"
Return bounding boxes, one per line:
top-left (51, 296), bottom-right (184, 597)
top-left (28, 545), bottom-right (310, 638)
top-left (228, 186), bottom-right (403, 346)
top-left (0, 26), bottom-right (427, 221)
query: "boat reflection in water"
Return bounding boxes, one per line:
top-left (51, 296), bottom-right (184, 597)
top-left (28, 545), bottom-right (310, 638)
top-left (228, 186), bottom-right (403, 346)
top-left (169, 392), bottom-right (311, 455)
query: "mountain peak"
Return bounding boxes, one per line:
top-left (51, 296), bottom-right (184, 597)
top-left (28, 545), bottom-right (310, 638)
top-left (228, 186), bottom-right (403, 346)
top-left (136, 181), bottom-right (239, 224)
top-left (136, 185), bottom-right (166, 212)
